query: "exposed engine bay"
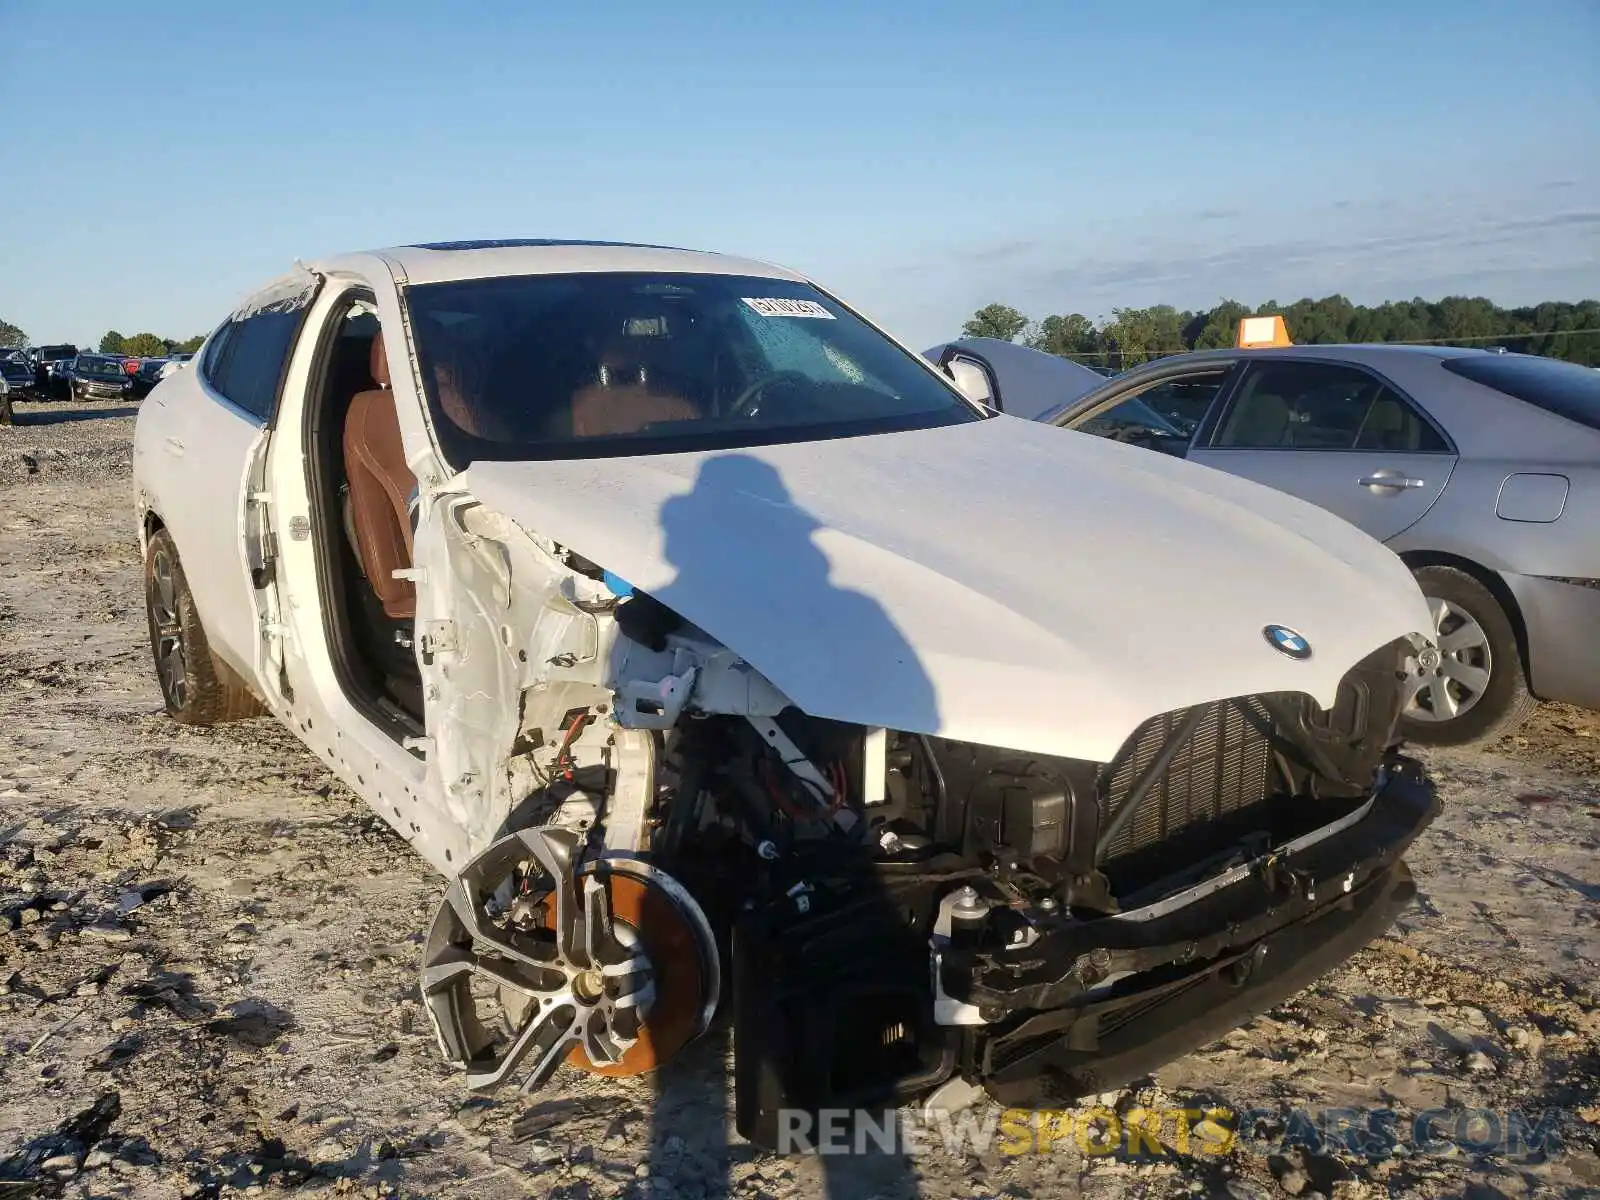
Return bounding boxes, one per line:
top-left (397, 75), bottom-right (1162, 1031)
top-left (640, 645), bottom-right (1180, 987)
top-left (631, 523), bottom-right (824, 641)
top-left (416, 517), bottom-right (1440, 1148)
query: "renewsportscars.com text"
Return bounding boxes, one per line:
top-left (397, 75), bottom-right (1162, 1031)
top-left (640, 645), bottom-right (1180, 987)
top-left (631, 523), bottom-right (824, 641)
top-left (772, 1104), bottom-right (1570, 1159)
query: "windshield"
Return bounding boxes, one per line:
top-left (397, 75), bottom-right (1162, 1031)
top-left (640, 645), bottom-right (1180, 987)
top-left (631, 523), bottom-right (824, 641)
top-left (405, 272), bottom-right (981, 464)
top-left (76, 357), bottom-right (125, 379)
top-left (1077, 396), bottom-right (1185, 438)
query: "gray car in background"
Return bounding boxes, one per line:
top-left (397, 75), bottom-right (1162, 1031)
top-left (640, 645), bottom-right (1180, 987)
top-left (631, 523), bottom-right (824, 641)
top-left (926, 340), bottom-right (1600, 746)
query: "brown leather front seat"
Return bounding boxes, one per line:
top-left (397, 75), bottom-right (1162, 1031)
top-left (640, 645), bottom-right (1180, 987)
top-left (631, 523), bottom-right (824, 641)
top-left (344, 331), bottom-right (419, 620)
top-left (569, 335), bottom-right (701, 437)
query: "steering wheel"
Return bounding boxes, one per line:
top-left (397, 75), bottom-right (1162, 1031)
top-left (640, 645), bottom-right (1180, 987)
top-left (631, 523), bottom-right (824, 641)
top-left (726, 370), bottom-right (811, 420)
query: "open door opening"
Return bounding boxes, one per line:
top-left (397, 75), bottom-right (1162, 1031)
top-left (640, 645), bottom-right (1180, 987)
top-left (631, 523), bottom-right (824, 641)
top-left (303, 294), bottom-right (425, 735)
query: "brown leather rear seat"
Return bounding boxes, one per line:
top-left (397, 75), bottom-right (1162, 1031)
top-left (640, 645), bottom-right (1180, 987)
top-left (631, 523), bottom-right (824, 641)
top-left (343, 331), bottom-right (418, 620)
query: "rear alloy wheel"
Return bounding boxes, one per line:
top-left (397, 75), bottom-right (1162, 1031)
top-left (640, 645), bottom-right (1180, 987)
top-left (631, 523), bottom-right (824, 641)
top-left (1398, 565), bottom-right (1534, 747)
top-left (143, 528), bottom-right (264, 724)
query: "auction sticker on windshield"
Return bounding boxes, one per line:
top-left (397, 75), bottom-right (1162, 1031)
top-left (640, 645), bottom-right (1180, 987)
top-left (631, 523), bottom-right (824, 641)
top-left (741, 297), bottom-right (836, 318)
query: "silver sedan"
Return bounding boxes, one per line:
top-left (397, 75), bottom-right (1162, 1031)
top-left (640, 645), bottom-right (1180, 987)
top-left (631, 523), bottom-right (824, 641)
top-left (926, 339), bottom-right (1600, 746)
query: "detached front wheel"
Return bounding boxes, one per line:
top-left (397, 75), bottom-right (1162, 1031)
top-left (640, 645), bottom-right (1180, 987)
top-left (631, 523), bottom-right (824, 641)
top-left (1398, 565), bottom-right (1534, 747)
top-left (143, 528), bottom-right (264, 724)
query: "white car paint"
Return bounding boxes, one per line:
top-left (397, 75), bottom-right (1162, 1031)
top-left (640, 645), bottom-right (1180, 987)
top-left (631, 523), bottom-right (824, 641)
top-left (134, 364), bottom-right (272, 686)
top-left (464, 415), bottom-right (1434, 764)
top-left (370, 242), bottom-right (808, 287)
top-left (135, 241), bottom-right (1437, 878)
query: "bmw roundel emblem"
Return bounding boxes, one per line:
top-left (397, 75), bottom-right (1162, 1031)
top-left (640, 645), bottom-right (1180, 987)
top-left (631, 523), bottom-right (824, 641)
top-left (1263, 625), bottom-right (1312, 660)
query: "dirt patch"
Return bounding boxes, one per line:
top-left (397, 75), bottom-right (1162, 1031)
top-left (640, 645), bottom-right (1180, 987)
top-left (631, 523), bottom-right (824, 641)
top-left (0, 401), bottom-right (137, 486)
top-left (1492, 701), bottom-right (1600, 781)
top-left (2, 409), bottom-right (1597, 1198)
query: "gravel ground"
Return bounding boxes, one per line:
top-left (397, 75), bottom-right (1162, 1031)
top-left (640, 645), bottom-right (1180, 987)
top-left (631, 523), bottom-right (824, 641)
top-left (2, 402), bottom-right (1597, 1199)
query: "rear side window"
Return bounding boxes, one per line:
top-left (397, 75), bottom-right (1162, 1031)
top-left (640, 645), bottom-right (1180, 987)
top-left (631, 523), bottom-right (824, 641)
top-left (1441, 354), bottom-right (1600, 432)
top-left (200, 309), bottom-right (303, 421)
top-left (1215, 361), bottom-right (1448, 452)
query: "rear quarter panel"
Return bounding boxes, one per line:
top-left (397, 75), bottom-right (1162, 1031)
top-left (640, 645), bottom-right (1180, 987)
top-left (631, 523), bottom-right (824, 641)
top-left (1379, 360), bottom-right (1600, 578)
top-left (132, 375), bottom-right (184, 548)
top-left (1393, 457), bottom-right (1600, 578)
top-left (132, 363), bottom-right (264, 681)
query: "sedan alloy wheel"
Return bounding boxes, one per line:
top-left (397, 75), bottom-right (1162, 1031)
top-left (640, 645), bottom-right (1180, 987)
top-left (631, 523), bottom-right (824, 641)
top-left (1403, 596), bottom-right (1493, 723)
top-left (1397, 565), bottom-right (1535, 747)
top-left (149, 544), bottom-right (188, 708)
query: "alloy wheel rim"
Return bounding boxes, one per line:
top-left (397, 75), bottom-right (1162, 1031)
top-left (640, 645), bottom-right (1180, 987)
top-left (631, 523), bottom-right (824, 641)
top-left (420, 827), bottom-right (659, 1093)
top-left (150, 549), bottom-right (187, 708)
top-left (1403, 595), bottom-right (1493, 723)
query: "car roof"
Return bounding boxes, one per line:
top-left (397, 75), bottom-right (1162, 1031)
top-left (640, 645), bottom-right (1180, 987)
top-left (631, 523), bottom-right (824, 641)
top-left (313, 239), bottom-right (809, 288)
top-left (1120, 343), bottom-right (1488, 371)
top-left (1054, 344), bottom-right (1498, 408)
top-left (1051, 342), bottom-right (1600, 458)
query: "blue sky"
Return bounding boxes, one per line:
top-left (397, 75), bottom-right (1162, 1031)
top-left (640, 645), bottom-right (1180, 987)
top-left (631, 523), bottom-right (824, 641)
top-left (2, 0), bottom-right (1596, 349)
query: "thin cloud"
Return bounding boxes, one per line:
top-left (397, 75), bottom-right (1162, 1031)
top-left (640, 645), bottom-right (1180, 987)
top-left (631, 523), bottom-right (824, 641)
top-left (957, 239), bottom-right (1040, 262)
top-left (1193, 209), bottom-right (1239, 221)
top-left (886, 237), bottom-right (1041, 274)
top-left (891, 207), bottom-right (1599, 345)
top-left (1035, 212), bottom-right (1600, 294)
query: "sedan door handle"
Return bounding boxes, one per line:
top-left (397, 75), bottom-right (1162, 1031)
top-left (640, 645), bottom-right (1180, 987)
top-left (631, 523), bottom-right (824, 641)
top-left (1358, 471), bottom-right (1423, 491)
top-left (164, 436), bottom-right (185, 457)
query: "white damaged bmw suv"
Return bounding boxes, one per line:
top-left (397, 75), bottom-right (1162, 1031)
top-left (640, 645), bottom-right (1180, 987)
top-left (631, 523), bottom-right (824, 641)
top-left (133, 239), bottom-right (1440, 1146)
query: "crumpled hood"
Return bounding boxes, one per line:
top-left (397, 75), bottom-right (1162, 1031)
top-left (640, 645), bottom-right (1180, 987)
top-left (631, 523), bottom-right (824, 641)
top-left (462, 416), bottom-right (1432, 762)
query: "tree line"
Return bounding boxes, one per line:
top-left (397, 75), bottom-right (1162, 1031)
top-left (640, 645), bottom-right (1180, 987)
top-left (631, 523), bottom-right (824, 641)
top-left (0, 317), bottom-right (206, 358)
top-left (98, 330), bottom-right (207, 357)
top-left (14, 294), bottom-right (1600, 368)
top-left (961, 296), bottom-right (1600, 369)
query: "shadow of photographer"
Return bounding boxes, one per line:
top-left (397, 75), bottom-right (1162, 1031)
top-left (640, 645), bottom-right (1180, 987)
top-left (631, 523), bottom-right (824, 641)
top-left (632, 452), bottom-right (939, 1198)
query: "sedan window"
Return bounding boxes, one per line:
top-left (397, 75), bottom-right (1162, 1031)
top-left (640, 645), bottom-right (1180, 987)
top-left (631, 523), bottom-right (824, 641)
top-left (1215, 361), bottom-right (1447, 452)
top-left (202, 310), bottom-right (303, 422)
top-left (1441, 353), bottom-right (1600, 432)
top-left (1077, 397), bottom-right (1184, 440)
top-left (1135, 376), bottom-right (1227, 436)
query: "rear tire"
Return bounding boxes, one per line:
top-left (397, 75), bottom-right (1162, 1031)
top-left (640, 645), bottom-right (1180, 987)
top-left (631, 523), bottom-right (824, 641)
top-left (1398, 565), bottom-right (1534, 747)
top-left (143, 528), bottom-right (265, 724)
